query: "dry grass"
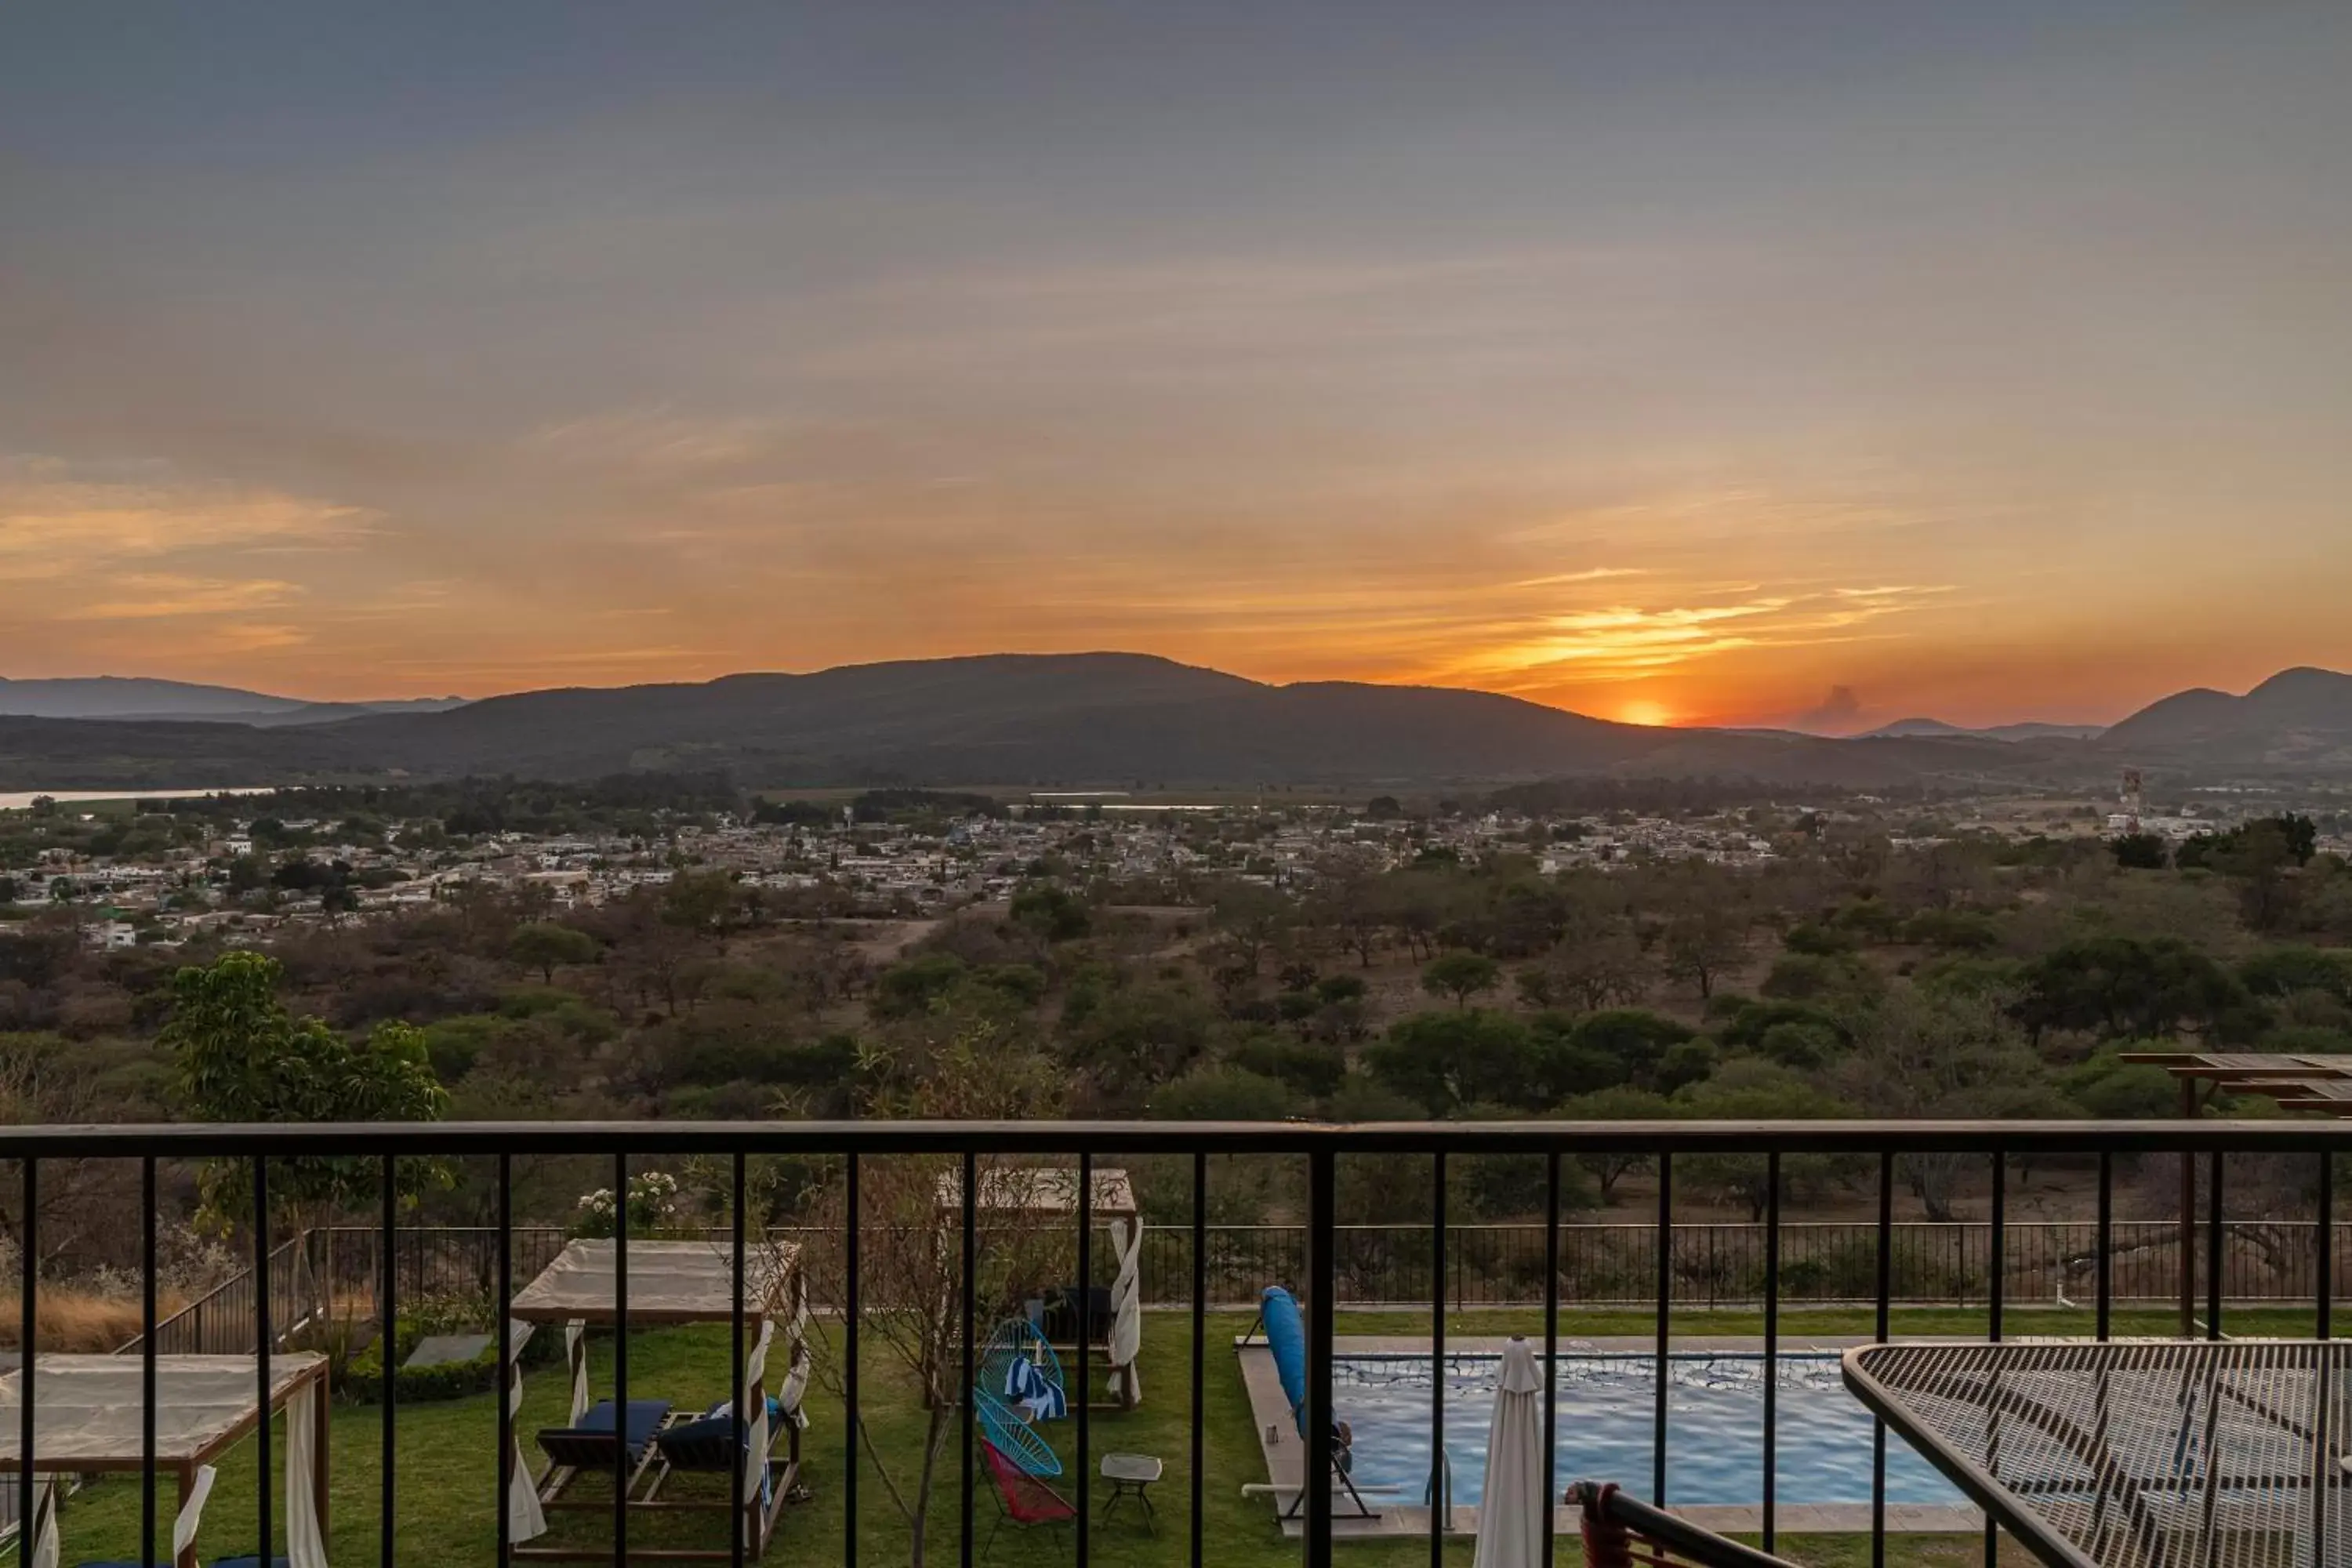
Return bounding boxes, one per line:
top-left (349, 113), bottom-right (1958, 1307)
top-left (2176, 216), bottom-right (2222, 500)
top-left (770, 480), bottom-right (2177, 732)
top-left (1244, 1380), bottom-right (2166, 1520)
top-left (0, 1289), bottom-right (189, 1352)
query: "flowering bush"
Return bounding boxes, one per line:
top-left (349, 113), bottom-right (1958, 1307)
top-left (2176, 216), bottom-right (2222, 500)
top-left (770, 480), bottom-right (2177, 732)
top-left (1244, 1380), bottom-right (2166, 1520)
top-left (568, 1171), bottom-right (681, 1239)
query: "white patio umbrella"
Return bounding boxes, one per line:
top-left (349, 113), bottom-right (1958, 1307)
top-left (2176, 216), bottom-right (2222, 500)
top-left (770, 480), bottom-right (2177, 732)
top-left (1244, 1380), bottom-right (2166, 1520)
top-left (1473, 1338), bottom-right (1546, 1568)
top-left (1106, 1215), bottom-right (1145, 1406)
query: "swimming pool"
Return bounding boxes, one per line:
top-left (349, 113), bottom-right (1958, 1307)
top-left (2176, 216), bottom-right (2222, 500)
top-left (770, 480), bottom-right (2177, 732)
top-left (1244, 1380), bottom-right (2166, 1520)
top-left (1333, 1352), bottom-right (1962, 1508)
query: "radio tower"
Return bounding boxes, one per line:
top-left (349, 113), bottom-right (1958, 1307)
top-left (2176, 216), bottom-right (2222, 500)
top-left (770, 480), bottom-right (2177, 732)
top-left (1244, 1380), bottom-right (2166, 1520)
top-left (2121, 768), bottom-right (2144, 834)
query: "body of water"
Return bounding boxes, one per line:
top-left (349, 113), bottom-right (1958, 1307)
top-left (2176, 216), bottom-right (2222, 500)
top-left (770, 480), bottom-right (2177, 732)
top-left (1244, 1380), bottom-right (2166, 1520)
top-left (0, 787), bottom-right (280, 811)
top-left (1335, 1351), bottom-right (1961, 1508)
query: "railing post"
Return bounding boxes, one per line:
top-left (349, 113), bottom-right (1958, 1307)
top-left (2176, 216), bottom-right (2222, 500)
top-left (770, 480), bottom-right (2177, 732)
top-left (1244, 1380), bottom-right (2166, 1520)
top-left (381, 1154), bottom-right (397, 1568)
top-left (1653, 1156), bottom-right (1671, 1506)
top-left (1430, 1152), bottom-right (1446, 1559)
top-left (614, 1148), bottom-right (629, 1567)
top-left (1190, 1152), bottom-right (1207, 1568)
top-left (1761, 1152), bottom-right (1780, 1554)
top-left (958, 1152), bottom-right (975, 1568)
top-left (844, 1155), bottom-right (859, 1568)
top-left (497, 1153), bottom-right (513, 1568)
top-left (18, 1156), bottom-right (34, 1568)
top-left (142, 1156), bottom-right (157, 1568)
top-left (1541, 1152), bottom-right (1559, 1568)
top-left (2320, 1151), bottom-right (2333, 1341)
top-left (1077, 1149), bottom-right (1093, 1566)
top-left (255, 1155), bottom-right (272, 1568)
top-left (1305, 1146), bottom-right (1336, 1568)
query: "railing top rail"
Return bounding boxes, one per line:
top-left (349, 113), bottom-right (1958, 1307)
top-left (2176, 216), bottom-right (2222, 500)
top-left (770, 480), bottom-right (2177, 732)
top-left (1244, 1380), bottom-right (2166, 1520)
top-left (0, 1117), bottom-right (2348, 1157)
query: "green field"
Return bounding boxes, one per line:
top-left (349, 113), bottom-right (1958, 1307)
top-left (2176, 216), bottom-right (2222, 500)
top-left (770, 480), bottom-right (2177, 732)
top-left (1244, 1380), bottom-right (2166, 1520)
top-left (41, 1305), bottom-right (2328, 1566)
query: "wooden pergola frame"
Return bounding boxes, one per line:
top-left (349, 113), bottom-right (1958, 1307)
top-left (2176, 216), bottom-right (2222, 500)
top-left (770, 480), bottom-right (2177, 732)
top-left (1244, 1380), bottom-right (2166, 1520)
top-left (0, 1352), bottom-right (330, 1568)
top-left (2118, 1050), bottom-right (2352, 1334)
top-left (506, 1238), bottom-right (804, 1563)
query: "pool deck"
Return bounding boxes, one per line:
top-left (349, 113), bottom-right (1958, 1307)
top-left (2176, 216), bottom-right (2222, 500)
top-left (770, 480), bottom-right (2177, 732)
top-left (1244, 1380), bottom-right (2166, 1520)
top-left (1237, 1334), bottom-right (1986, 1541)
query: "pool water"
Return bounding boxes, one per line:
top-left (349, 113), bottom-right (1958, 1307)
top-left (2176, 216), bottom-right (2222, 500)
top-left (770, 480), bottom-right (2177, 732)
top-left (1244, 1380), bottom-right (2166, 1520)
top-left (1332, 1352), bottom-right (1962, 1508)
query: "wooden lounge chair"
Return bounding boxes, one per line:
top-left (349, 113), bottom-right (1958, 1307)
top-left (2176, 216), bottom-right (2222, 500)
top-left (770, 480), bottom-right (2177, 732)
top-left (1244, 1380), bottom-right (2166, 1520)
top-left (978, 1439), bottom-right (1076, 1561)
top-left (535, 1396), bottom-right (675, 1505)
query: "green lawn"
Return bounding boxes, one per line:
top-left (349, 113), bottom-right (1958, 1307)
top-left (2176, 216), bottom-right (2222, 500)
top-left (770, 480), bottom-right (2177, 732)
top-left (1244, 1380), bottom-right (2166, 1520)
top-left (39, 1305), bottom-right (2332, 1566)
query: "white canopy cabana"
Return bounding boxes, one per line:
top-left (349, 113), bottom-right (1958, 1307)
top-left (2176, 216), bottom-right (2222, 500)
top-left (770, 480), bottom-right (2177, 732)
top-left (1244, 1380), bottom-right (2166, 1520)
top-left (935, 1165), bottom-right (1145, 1409)
top-left (506, 1238), bottom-right (807, 1562)
top-left (0, 1353), bottom-right (329, 1568)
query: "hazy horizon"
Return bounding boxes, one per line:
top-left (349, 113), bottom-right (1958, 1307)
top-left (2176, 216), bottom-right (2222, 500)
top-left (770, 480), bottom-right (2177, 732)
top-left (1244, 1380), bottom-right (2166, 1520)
top-left (7, 4), bottom-right (2349, 731)
top-left (9, 647), bottom-right (2343, 740)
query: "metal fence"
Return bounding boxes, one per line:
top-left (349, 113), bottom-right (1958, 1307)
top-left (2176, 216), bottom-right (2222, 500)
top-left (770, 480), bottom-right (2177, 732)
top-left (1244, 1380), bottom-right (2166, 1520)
top-left (284, 1216), bottom-right (2352, 1316)
top-left (0, 1118), bottom-right (2347, 1568)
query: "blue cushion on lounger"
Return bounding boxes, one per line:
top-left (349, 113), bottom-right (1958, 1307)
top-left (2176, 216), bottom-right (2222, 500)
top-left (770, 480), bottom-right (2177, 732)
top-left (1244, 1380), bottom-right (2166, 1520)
top-left (538, 1398), bottom-right (673, 1468)
top-left (211, 1556), bottom-right (292, 1568)
top-left (656, 1396), bottom-right (788, 1468)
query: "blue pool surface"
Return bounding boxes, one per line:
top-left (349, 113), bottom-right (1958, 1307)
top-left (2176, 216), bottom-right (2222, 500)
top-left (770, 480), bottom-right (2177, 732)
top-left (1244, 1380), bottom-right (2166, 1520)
top-left (1333, 1352), bottom-right (1962, 1508)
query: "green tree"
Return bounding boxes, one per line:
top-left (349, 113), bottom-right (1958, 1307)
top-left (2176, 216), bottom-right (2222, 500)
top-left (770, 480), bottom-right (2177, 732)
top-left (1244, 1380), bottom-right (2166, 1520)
top-left (2013, 935), bottom-right (2258, 1044)
top-left (1555, 1009), bottom-right (1695, 1094)
top-left (870, 954), bottom-right (969, 1020)
top-left (1421, 951), bottom-right (1501, 1010)
top-left (1367, 1011), bottom-right (1536, 1114)
top-left (1675, 1060), bottom-right (1853, 1220)
top-left (1149, 1065), bottom-right (1298, 1120)
top-left (661, 869), bottom-right (744, 940)
top-left (2240, 946), bottom-right (2352, 1006)
top-left (159, 952), bottom-right (447, 1226)
top-left (2110, 833), bottom-right (2169, 870)
top-left (1009, 884), bottom-right (1091, 943)
top-left (1659, 906), bottom-right (1746, 999)
top-left (508, 920), bottom-right (599, 984)
top-left (1552, 1085), bottom-right (1678, 1199)
top-left (2066, 1050), bottom-right (2182, 1120)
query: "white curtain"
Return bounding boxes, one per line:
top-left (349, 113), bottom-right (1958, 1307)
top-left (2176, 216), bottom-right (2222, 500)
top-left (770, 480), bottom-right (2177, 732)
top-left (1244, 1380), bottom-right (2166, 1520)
top-left (175, 1465), bottom-right (219, 1565)
top-left (1472, 1339), bottom-right (1546, 1568)
top-left (776, 1274), bottom-right (811, 1430)
top-left (283, 1382), bottom-right (331, 1568)
top-left (24, 1475), bottom-right (58, 1568)
top-left (564, 1318), bottom-right (590, 1426)
top-left (742, 1319), bottom-right (776, 1517)
top-left (1107, 1216), bottom-right (1144, 1405)
top-left (510, 1323), bottom-right (550, 1543)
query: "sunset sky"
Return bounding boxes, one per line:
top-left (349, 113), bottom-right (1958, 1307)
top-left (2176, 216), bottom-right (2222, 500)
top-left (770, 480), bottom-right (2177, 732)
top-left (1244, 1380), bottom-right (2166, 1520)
top-left (4, 4), bottom-right (2348, 731)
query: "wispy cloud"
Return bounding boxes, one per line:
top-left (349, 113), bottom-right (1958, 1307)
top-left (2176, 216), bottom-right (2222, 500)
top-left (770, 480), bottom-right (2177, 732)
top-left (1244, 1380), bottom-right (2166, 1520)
top-left (57, 574), bottom-right (304, 621)
top-left (0, 457), bottom-right (373, 579)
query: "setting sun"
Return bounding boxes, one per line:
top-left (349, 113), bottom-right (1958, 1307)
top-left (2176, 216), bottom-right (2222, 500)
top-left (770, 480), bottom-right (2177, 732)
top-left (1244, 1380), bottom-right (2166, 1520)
top-left (1618, 700), bottom-right (1676, 728)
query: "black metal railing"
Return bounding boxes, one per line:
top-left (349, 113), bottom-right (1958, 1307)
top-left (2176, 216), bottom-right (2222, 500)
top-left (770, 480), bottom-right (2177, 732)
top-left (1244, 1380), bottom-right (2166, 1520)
top-left (285, 1214), bottom-right (2352, 1318)
top-left (0, 1118), bottom-right (2346, 1568)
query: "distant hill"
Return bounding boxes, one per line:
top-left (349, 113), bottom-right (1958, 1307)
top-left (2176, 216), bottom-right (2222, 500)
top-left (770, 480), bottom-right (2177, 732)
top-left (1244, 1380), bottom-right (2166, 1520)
top-left (10, 652), bottom-right (2347, 791)
top-left (2103, 666), bottom-right (2352, 768)
top-left (0, 677), bottom-right (465, 727)
top-left (320, 653), bottom-right (2076, 788)
top-left (0, 652), bottom-right (2089, 791)
top-left (1865, 717), bottom-right (2106, 742)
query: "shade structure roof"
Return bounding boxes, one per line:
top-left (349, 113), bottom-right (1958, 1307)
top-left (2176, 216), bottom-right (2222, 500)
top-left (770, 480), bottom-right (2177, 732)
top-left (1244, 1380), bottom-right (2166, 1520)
top-left (510, 1238), bottom-right (798, 1327)
top-left (1844, 1341), bottom-right (2350, 1568)
top-left (935, 1165), bottom-right (1138, 1219)
top-left (2117, 1050), bottom-right (2352, 1115)
top-left (0, 1353), bottom-right (326, 1468)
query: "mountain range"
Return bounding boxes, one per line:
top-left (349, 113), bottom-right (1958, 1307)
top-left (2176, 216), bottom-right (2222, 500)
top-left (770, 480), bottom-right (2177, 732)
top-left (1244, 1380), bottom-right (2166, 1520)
top-left (1861, 717), bottom-right (2107, 742)
top-left (0, 655), bottom-right (2347, 792)
top-left (0, 677), bottom-right (464, 728)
